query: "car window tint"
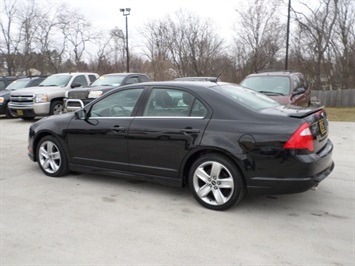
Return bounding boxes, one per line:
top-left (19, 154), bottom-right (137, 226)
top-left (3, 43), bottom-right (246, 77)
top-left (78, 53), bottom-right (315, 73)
top-left (0, 81), bottom-right (6, 90)
top-left (125, 77), bottom-right (139, 85)
top-left (41, 75), bottom-right (72, 86)
top-left (73, 75), bottom-right (88, 86)
top-left (143, 88), bottom-right (206, 117)
top-left (89, 75), bottom-right (97, 83)
top-left (30, 78), bottom-right (44, 87)
top-left (217, 84), bottom-right (280, 110)
top-left (90, 88), bottom-right (143, 118)
top-left (241, 76), bottom-right (291, 95)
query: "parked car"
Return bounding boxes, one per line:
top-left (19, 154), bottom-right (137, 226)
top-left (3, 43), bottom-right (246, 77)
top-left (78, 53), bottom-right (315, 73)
top-left (28, 81), bottom-right (334, 211)
top-left (0, 76), bottom-right (28, 91)
top-left (240, 71), bottom-right (311, 107)
top-left (0, 76), bottom-right (46, 118)
top-left (8, 72), bottom-right (99, 120)
top-left (64, 73), bottom-right (149, 112)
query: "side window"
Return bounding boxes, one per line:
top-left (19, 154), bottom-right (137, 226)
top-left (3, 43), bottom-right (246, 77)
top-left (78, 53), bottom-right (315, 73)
top-left (143, 88), bottom-right (207, 117)
top-left (89, 75), bottom-right (97, 84)
top-left (0, 81), bottom-right (6, 90)
top-left (30, 79), bottom-right (44, 87)
top-left (90, 88), bottom-right (143, 118)
top-left (72, 75), bottom-right (88, 86)
top-left (125, 77), bottom-right (139, 85)
top-left (293, 76), bottom-right (302, 91)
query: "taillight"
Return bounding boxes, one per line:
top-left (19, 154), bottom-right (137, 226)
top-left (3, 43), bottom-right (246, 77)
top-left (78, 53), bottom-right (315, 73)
top-left (283, 122), bottom-right (314, 152)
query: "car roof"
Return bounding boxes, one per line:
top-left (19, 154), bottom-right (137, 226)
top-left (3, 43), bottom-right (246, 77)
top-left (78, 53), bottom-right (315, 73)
top-left (103, 73), bottom-right (147, 76)
top-left (245, 71), bottom-right (302, 77)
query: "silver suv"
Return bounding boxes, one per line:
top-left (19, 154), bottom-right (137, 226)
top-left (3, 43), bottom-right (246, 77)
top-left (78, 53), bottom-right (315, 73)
top-left (8, 72), bottom-right (98, 120)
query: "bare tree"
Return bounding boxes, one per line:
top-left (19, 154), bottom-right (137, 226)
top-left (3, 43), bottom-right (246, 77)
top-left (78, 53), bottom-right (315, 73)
top-left (292, 0), bottom-right (339, 90)
top-left (0, 0), bottom-right (21, 75)
top-left (139, 19), bottom-right (172, 80)
top-left (330, 0), bottom-right (355, 89)
top-left (59, 10), bottom-right (94, 68)
top-left (166, 10), bottom-right (225, 77)
top-left (233, 0), bottom-right (285, 74)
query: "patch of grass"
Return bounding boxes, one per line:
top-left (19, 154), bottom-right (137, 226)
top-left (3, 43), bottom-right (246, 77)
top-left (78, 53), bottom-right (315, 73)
top-left (324, 107), bottom-right (355, 122)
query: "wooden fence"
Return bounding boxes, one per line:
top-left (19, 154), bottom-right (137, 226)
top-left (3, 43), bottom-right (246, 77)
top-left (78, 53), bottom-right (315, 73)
top-left (312, 89), bottom-right (355, 107)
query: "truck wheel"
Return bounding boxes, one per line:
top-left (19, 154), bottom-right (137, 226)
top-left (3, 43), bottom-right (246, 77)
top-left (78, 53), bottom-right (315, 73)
top-left (50, 100), bottom-right (64, 115)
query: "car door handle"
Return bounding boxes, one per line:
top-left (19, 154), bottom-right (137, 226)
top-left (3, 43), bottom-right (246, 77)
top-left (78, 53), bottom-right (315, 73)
top-left (181, 128), bottom-right (200, 134)
top-left (111, 125), bottom-right (125, 132)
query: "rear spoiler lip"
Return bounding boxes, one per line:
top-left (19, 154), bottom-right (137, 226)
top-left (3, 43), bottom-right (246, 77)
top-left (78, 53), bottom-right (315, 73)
top-left (287, 106), bottom-right (325, 118)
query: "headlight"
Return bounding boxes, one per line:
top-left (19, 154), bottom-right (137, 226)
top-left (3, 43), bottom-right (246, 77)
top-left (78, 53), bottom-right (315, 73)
top-left (0, 97), bottom-right (4, 103)
top-left (88, 90), bottom-right (103, 99)
top-left (34, 94), bottom-right (49, 103)
top-left (65, 91), bottom-right (69, 98)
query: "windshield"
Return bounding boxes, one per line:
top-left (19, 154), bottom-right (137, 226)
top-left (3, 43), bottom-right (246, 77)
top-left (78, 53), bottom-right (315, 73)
top-left (216, 84), bottom-right (280, 110)
top-left (240, 76), bottom-right (291, 96)
top-left (91, 75), bottom-right (125, 86)
top-left (40, 75), bottom-right (72, 87)
top-left (5, 80), bottom-right (30, 90)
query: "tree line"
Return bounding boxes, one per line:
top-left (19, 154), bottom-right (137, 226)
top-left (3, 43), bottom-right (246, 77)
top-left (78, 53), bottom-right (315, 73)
top-left (1, 0), bottom-right (354, 90)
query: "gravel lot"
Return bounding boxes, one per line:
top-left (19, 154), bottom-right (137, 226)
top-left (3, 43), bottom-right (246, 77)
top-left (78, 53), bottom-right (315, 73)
top-left (1, 117), bottom-right (354, 265)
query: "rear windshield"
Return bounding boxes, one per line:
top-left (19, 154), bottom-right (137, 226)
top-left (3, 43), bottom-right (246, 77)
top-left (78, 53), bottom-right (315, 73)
top-left (40, 75), bottom-right (72, 87)
top-left (92, 75), bottom-right (125, 86)
top-left (240, 76), bottom-right (291, 96)
top-left (216, 84), bottom-right (280, 110)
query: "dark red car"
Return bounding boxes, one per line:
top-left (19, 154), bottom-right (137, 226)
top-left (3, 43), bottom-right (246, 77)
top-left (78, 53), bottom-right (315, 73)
top-left (240, 71), bottom-right (311, 107)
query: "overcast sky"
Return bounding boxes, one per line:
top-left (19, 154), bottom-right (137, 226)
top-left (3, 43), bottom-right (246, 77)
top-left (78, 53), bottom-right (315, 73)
top-left (60, 0), bottom-right (246, 43)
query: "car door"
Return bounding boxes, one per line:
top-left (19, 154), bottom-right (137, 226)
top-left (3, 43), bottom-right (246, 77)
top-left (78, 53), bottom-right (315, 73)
top-left (128, 86), bottom-right (211, 178)
top-left (66, 88), bottom-right (144, 171)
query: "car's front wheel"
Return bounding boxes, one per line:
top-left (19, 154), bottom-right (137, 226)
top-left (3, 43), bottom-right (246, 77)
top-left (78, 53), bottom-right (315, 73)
top-left (36, 136), bottom-right (69, 177)
top-left (50, 100), bottom-right (64, 115)
top-left (188, 154), bottom-right (245, 211)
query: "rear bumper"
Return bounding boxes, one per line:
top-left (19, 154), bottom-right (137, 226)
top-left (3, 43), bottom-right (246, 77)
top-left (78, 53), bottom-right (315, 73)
top-left (246, 139), bottom-right (334, 195)
top-left (247, 161), bottom-right (334, 195)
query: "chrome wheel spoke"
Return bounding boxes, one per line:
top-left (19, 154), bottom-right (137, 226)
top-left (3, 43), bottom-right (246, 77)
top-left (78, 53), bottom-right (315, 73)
top-left (52, 151), bottom-right (60, 160)
top-left (50, 160), bottom-right (59, 172)
top-left (195, 167), bottom-right (210, 183)
top-left (218, 177), bottom-right (234, 189)
top-left (197, 184), bottom-right (212, 198)
top-left (42, 158), bottom-right (51, 169)
top-left (210, 162), bottom-right (222, 178)
top-left (40, 146), bottom-right (49, 159)
top-left (212, 189), bottom-right (227, 205)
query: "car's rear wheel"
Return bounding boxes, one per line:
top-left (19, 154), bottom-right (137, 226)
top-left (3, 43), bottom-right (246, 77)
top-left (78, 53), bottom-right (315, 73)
top-left (50, 100), bottom-right (64, 115)
top-left (36, 136), bottom-right (69, 177)
top-left (188, 154), bottom-right (245, 211)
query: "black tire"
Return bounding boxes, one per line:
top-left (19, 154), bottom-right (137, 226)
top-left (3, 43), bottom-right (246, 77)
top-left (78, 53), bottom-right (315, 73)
top-left (188, 154), bottom-right (245, 211)
top-left (50, 100), bottom-right (64, 115)
top-left (21, 117), bottom-right (35, 121)
top-left (36, 135), bottom-right (69, 177)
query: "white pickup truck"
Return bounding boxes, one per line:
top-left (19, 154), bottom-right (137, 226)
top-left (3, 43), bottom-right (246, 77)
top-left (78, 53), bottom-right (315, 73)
top-left (8, 72), bottom-right (99, 120)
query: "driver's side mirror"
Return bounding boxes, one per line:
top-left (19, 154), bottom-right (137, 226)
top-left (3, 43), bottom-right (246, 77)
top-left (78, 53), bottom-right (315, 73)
top-left (292, 87), bottom-right (306, 97)
top-left (75, 109), bottom-right (87, 120)
top-left (71, 82), bottom-right (81, 88)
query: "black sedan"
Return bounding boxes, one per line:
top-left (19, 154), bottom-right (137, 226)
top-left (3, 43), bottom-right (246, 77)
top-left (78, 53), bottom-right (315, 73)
top-left (28, 81), bottom-right (334, 210)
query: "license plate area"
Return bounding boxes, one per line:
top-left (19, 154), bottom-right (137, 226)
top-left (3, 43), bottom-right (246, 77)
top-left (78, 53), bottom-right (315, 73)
top-left (318, 118), bottom-right (327, 136)
top-left (16, 110), bottom-right (23, 116)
